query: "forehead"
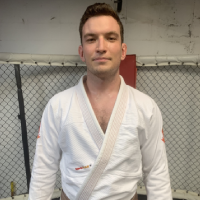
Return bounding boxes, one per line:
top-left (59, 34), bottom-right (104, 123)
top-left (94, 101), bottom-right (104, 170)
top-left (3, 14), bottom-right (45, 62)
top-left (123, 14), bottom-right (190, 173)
top-left (82, 15), bottom-right (120, 36)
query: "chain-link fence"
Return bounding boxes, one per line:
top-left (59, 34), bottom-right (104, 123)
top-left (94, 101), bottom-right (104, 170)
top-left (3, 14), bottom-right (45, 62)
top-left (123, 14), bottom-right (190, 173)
top-left (136, 65), bottom-right (200, 195)
top-left (1, 64), bottom-right (27, 198)
top-left (0, 64), bottom-right (86, 198)
top-left (1, 63), bottom-right (200, 198)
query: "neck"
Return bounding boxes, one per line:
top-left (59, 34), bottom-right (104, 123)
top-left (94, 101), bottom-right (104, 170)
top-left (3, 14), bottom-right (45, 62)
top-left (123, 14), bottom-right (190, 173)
top-left (83, 71), bottom-right (121, 98)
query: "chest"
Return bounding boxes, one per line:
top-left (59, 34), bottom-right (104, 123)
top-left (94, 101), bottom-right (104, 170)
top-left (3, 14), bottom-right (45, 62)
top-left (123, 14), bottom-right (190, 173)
top-left (59, 96), bottom-right (140, 176)
top-left (93, 107), bottom-right (112, 133)
top-left (91, 99), bottom-right (116, 133)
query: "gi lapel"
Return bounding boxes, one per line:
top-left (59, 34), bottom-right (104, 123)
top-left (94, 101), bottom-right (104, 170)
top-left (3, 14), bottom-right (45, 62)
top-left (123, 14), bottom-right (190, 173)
top-left (76, 76), bottom-right (104, 150)
top-left (75, 75), bottom-right (129, 200)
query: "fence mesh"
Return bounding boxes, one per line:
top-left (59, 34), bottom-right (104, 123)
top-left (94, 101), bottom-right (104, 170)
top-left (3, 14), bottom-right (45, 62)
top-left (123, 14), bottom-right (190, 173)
top-left (136, 65), bottom-right (200, 194)
top-left (0, 64), bottom-right (27, 198)
top-left (0, 64), bottom-right (86, 198)
top-left (0, 63), bottom-right (200, 198)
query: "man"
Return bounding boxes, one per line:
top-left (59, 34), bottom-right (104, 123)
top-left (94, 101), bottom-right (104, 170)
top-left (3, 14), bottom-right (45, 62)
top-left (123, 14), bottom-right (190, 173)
top-left (29, 3), bottom-right (172, 200)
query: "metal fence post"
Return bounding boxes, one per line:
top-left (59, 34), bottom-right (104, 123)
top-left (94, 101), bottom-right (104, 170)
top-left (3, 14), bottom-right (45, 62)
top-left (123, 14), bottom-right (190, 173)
top-left (14, 64), bottom-right (31, 193)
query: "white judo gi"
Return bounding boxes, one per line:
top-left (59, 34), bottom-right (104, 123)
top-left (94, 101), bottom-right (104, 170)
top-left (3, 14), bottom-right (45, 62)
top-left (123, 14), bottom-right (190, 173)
top-left (28, 75), bottom-right (172, 200)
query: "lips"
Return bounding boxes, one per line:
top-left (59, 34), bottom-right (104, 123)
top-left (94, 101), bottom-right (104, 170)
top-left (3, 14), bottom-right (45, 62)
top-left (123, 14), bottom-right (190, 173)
top-left (93, 57), bottom-right (111, 61)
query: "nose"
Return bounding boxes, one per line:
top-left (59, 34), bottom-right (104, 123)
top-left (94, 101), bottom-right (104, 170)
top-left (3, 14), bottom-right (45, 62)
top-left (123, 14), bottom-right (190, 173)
top-left (96, 37), bottom-right (107, 53)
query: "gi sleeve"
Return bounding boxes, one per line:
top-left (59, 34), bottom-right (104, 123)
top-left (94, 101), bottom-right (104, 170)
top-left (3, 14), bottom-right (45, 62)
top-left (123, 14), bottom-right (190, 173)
top-left (138, 99), bottom-right (172, 200)
top-left (28, 99), bottom-right (61, 200)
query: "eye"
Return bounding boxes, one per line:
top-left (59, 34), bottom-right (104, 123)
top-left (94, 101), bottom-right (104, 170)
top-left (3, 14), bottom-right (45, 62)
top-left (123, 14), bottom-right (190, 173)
top-left (108, 37), bottom-right (116, 41)
top-left (87, 38), bottom-right (95, 42)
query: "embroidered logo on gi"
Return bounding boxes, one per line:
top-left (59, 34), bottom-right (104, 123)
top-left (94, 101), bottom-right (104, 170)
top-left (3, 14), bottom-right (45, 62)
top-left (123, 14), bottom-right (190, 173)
top-left (37, 123), bottom-right (41, 139)
top-left (75, 164), bottom-right (92, 170)
top-left (161, 129), bottom-right (165, 143)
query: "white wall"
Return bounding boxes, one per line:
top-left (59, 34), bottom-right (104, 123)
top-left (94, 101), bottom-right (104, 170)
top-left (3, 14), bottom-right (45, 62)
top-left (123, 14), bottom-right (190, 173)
top-left (0, 0), bottom-right (200, 56)
top-left (0, 0), bottom-right (113, 55)
top-left (125, 0), bottom-right (200, 55)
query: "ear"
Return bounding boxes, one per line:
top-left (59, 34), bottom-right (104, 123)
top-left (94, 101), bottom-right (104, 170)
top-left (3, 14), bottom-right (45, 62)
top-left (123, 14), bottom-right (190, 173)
top-left (121, 43), bottom-right (127, 61)
top-left (78, 45), bottom-right (85, 62)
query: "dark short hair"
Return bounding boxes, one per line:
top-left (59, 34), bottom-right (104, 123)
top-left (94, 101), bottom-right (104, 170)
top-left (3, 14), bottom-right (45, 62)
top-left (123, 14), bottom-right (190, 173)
top-left (79, 3), bottom-right (124, 44)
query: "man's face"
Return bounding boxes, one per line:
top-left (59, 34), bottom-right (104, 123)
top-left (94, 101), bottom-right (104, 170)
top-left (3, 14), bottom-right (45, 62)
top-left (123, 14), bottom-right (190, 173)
top-left (78, 15), bottom-right (127, 79)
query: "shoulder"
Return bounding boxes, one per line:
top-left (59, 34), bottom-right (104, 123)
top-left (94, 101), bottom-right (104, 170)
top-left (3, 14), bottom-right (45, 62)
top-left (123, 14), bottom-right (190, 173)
top-left (45, 86), bottom-right (77, 115)
top-left (128, 86), bottom-right (156, 112)
top-left (127, 86), bottom-right (162, 124)
top-left (50, 86), bottom-right (76, 104)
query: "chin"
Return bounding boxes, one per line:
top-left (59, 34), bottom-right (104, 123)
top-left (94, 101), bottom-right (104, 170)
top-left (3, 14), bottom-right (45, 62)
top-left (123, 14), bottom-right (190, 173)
top-left (93, 68), bottom-right (119, 80)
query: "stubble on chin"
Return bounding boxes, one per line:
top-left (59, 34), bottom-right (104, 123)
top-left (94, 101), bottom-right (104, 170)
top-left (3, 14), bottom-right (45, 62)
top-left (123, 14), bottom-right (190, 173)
top-left (87, 65), bottom-right (119, 80)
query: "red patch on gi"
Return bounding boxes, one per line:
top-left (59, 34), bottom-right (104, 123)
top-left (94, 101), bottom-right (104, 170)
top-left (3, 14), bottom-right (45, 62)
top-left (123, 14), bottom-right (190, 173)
top-left (37, 123), bottom-right (41, 139)
top-left (161, 129), bottom-right (165, 143)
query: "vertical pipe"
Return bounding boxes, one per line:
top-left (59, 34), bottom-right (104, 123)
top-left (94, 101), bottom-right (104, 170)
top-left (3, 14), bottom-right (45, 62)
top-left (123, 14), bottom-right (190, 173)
top-left (14, 64), bottom-right (31, 193)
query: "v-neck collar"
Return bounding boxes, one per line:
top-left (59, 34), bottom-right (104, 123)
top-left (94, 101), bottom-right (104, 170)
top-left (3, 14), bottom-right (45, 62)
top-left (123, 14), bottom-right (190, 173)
top-left (76, 75), bottom-right (127, 150)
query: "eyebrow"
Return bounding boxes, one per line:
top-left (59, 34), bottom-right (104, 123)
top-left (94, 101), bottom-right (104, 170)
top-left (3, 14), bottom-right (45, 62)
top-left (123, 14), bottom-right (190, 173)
top-left (83, 31), bottom-right (119, 39)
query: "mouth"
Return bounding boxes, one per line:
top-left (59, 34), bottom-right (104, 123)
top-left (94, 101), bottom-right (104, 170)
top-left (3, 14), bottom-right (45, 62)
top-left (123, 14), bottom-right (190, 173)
top-left (93, 57), bottom-right (111, 62)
